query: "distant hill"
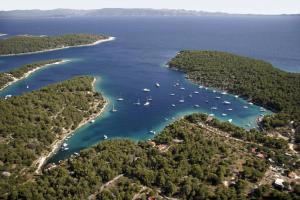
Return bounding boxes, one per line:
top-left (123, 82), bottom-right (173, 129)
top-left (0, 8), bottom-right (299, 18)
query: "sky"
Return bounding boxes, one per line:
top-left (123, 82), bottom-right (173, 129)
top-left (1, 0), bottom-right (300, 14)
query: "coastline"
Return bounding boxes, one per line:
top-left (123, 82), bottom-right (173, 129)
top-left (0, 36), bottom-right (115, 57)
top-left (34, 77), bottom-right (108, 174)
top-left (0, 59), bottom-right (69, 92)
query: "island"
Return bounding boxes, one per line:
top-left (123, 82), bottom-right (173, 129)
top-left (0, 76), bottom-right (106, 198)
top-left (0, 59), bottom-right (66, 91)
top-left (0, 34), bottom-right (113, 56)
top-left (3, 114), bottom-right (298, 199)
top-left (168, 50), bottom-right (300, 147)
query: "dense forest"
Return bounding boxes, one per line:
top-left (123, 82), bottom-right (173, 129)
top-left (168, 51), bottom-right (300, 142)
top-left (0, 76), bottom-right (106, 198)
top-left (3, 113), bottom-right (298, 199)
top-left (0, 34), bottom-right (109, 55)
top-left (0, 59), bottom-right (61, 89)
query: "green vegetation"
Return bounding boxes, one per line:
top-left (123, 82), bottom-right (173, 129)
top-left (0, 34), bottom-right (109, 55)
top-left (3, 113), bottom-right (298, 200)
top-left (168, 50), bottom-right (300, 140)
top-left (0, 76), bottom-right (105, 197)
top-left (0, 59), bottom-right (61, 89)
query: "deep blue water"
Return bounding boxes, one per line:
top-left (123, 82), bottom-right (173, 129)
top-left (0, 16), bottom-right (299, 162)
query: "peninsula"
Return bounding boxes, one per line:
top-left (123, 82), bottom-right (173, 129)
top-left (168, 50), bottom-right (300, 144)
top-left (0, 59), bottom-right (67, 91)
top-left (0, 76), bottom-right (106, 197)
top-left (0, 34), bottom-right (113, 56)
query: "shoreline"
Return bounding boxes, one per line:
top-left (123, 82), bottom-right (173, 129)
top-left (0, 59), bottom-right (69, 92)
top-left (0, 36), bottom-right (115, 57)
top-left (34, 77), bottom-right (108, 174)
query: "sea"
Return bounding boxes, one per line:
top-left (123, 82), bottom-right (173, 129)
top-left (0, 16), bottom-right (299, 162)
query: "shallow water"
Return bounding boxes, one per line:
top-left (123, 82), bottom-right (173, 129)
top-left (0, 16), bottom-right (299, 162)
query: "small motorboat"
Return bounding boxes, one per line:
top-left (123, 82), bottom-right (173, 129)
top-left (194, 104), bottom-right (200, 108)
top-left (193, 91), bottom-right (199, 94)
top-left (143, 88), bottom-right (151, 92)
top-left (171, 104), bottom-right (176, 107)
top-left (222, 113), bottom-right (227, 116)
top-left (170, 93), bottom-right (175, 96)
top-left (90, 119), bottom-right (95, 123)
top-left (155, 83), bottom-right (160, 87)
top-left (228, 119), bottom-right (233, 123)
top-left (189, 94), bottom-right (193, 98)
top-left (227, 108), bottom-right (233, 111)
top-left (180, 87), bottom-right (185, 90)
top-left (215, 96), bottom-right (221, 99)
top-left (104, 135), bottom-right (108, 140)
top-left (144, 101), bottom-right (150, 106)
top-left (211, 107), bottom-right (218, 110)
top-left (221, 91), bottom-right (227, 95)
top-left (243, 106), bottom-right (248, 109)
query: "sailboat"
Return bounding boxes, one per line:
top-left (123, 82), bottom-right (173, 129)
top-left (134, 98), bottom-right (141, 105)
top-left (111, 103), bottom-right (117, 112)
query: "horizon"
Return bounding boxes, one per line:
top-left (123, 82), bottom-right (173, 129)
top-left (1, 0), bottom-right (300, 15)
top-left (1, 8), bottom-right (299, 16)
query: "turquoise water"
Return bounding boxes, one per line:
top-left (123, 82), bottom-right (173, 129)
top-left (0, 16), bottom-right (299, 162)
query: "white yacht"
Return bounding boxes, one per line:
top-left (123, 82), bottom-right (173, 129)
top-left (143, 88), bottom-right (151, 92)
top-left (155, 83), bottom-right (160, 87)
top-left (144, 101), bottom-right (150, 106)
top-left (223, 101), bottom-right (231, 105)
top-left (171, 104), bottom-right (176, 107)
top-left (179, 96), bottom-right (185, 103)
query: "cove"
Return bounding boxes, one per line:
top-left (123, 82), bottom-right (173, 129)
top-left (0, 16), bottom-right (299, 163)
